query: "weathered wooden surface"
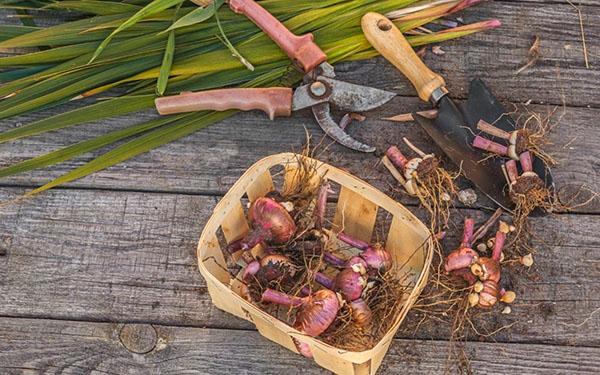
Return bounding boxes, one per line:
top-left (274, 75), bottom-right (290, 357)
top-left (0, 187), bottom-right (598, 346)
top-left (0, 0), bottom-right (599, 373)
top-left (0, 2), bottom-right (598, 211)
top-left (1, 318), bottom-right (600, 375)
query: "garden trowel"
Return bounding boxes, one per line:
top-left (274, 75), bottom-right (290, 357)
top-left (361, 12), bottom-right (553, 211)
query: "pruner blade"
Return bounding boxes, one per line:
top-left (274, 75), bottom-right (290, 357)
top-left (292, 77), bottom-right (396, 152)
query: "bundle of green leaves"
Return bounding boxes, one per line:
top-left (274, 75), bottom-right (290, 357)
top-left (0, 0), bottom-right (499, 195)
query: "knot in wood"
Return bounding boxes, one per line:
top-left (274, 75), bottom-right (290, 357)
top-left (119, 324), bottom-right (157, 354)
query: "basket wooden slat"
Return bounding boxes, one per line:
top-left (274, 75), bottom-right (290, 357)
top-left (333, 186), bottom-right (379, 241)
top-left (197, 153), bottom-right (433, 375)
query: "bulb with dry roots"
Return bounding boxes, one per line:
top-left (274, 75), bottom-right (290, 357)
top-left (382, 138), bottom-right (456, 231)
top-left (261, 288), bottom-right (340, 358)
top-left (237, 253), bottom-right (298, 302)
top-left (473, 120), bottom-right (534, 161)
top-left (444, 218), bottom-right (507, 308)
top-left (444, 218), bottom-right (479, 285)
top-left (503, 152), bottom-right (549, 210)
top-left (337, 232), bottom-right (393, 274)
top-left (313, 268), bottom-right (367, 302)
top-left (238, 197), bottom-right (297, 251)
top-left (311, 266), bottom-right (373, 329)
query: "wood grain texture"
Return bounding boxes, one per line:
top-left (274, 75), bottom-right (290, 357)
top-left (0, 187), bottom-right (597, 347)
top-left (0, 317), bottom-right (599, 375)
top-left (0, 3), bottom-right (598, 373)
top-left (0, 99), bottom-right (597, 213)
top-left (0, 2), bottom-right (597, 211)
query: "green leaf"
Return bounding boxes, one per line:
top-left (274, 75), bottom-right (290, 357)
top-left (163, 0), bottom-right (224, 33)
top-left (0, 42), bottom-right (99, 67)
top-left (89, 0), bottom-right (185, 63)
top-left (0, 25), bottom-right (40, 42)
top-left (0, 114), bottom-right (180, 179)
top-left (156, 31), bottom-right (175, 95)
top-left (213, 1), bottom-right (254, 71)
top-left (15, 8), bottom-right (37, 28)
top-left (0, 95), bottom-right (155, 143)
top-left (0, 14), bottom-right (129, 48)
top-left (46, 1), bottom-right (142, 15)
top-left (0, 65), bottom-right (51, 82)
top-left (25, 111), bottom-right (220, 195)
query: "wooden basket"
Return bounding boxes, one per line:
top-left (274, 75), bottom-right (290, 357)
top-left (197, 153), bottom-right (433, 375)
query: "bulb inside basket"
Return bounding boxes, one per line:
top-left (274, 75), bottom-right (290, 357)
top-left (205, 153), bottom-right (430, 354)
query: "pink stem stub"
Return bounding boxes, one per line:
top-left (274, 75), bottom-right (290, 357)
top-left (337, 232), bottom-right (370, 251)
top-left (472, 135), bottom-right (508, 156)
top-left (314, 182), bottom-right (330, 229)
top-left (385, 146), bottom-right (408, 170)
top-left (261, 288), bottom-right (304, 307)
top-left (505, 160), bottom-right (519, 184)
top-left (476, 119), bottom-right (511, 139)
top-left (519, 151), bottom-right (534, 172)
top-left (313, 271), bottom-right (335, 290)
top-left (491, 231), bottom-right (506, 262)
top-left (323, 251), bottom-right (346, 267)
top-left (461, 218), bottom-right (475, 248)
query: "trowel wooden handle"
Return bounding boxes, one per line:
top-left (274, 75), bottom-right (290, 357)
top-left (361, 12), bottom-right (446, 103)
top-left (229, 0), bottom-right (327, 72)
top-left (155, 88), bottom-right (293, 120)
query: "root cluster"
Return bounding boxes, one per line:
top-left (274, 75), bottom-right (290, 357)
top-left (226, 149), bottom-right (413, 353)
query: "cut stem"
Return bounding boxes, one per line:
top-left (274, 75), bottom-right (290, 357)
top-left (385, 146), bottom-right (408, 170)
top-left (403, 137), bottom-right (427, 157)
top-left (461, 218), bottom-right (475, 247)
top-left (491, 231), bottom-right (506, 262)
top-left (314, 182), bottom-right (331, 229)
top-left (477, 119), bottom-right (510, 139)
top-left (313, 271), bottom-right (335, 290)
top-left (338, 232), bottom-right (370, 251)
top-left (519, 151), bottom-right (533, 172)
top-left (323, 251), bottom-right (346, 267)
top-left (472, 135), bottom-right (508, 156)
top-left (261, 288), bottom-right (304, 307)
top-left (505, 160), bottom-right (519, 184)
top-left (381, 155), bottom-right (407, 185)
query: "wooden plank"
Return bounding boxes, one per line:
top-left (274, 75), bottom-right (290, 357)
top-left (0, 317), bottom-right (599, 374)
top-left (0, 187), bottom-right (598, 346)
top-left (0, 4), bottom-right (596, 212)
top-left (352, 1), bottom-right (600, 107)
top-left (0, 98), bottom-right (597, 213)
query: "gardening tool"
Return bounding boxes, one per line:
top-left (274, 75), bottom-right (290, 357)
top-left (156, 0), bottom-right (396, 152)
top-left (361, 12), bottom-right (553, 211)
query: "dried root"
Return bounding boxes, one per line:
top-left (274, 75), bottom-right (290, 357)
top-left (400, 213), bottom-right (518, 374)
top-left (225, 143), bottom-right (413, 353)
top-left (502, 153), bottom-right (597, 255)
top-left (382, 137), bottom-right (458, 233)
top-left (474, 105), bottom-right (556, 168)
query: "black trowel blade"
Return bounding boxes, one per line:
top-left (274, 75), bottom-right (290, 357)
top-left (413, 96), bottom-right (513, 210)
top-left (461, 78), bottom-right (554, 192)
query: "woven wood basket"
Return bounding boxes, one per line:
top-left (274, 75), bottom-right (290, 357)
top-left (197, 153), bottom-right (433, 375)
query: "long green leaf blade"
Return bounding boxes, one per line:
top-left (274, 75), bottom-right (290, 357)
top-left (46, 0), bottom-right (142, 15)
top-left (89, 0), bottom-right (185, 63)
top-left (156, 31), bottom-right (175, 95)
top-left (0, 115), bottom-right (180, 179)
top-left (0, 95), bottom-right (155, 143)
top-left (25, 111), bottom-right (221, 195)
top-left (164, 0), bottom-right (223, 32)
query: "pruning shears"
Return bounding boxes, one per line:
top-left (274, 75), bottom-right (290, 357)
top-left (155, 0), bottom-right (396, 152)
